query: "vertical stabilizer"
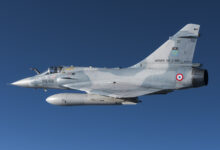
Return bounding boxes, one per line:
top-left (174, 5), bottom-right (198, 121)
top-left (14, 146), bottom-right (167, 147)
top-left (132, 24), bottom-right (200, 67)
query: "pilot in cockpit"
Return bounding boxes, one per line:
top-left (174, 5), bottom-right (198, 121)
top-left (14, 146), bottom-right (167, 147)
top-left (47, 66), bottom-right (63, 74)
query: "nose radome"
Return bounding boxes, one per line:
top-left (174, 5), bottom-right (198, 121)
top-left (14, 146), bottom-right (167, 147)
top-left (11, 78), bottom-right (32, 87)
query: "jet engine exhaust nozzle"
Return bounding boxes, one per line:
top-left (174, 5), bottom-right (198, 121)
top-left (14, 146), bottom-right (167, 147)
top-left (192, 68), bottom-right (208, 87)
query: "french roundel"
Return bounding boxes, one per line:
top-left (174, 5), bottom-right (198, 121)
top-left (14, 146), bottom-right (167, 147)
top-left (176, 73), bottom-right (184, 81)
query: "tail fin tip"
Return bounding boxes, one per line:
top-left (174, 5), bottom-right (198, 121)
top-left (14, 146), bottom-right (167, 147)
top-left (174, 23), bottom-right (200, 38)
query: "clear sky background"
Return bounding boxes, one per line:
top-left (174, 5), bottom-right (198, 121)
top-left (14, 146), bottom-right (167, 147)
top-left (1, 0), bottom-right (220, 150)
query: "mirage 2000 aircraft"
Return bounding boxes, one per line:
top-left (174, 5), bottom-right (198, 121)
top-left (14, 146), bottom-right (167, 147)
top-left (12, 24), bottom-right (208, 106)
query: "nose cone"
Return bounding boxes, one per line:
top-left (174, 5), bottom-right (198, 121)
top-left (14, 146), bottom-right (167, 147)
top-left (46, 95), bottom-right (60, 105)
top-left (46, 95), bottom-right (67, 106)
top-left (11, 78), bottom-right (32, 87)
top-left (46, 96), bottom-right (56, 105)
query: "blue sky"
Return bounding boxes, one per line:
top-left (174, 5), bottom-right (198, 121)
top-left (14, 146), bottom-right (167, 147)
top-left (1, 0), bottom-right (220, 150)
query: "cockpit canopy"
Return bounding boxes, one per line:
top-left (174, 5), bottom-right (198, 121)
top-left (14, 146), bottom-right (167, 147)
top-left (48, 66), bottom-right (63, 74)
top-left (40, 66), bottom-right (64, 75)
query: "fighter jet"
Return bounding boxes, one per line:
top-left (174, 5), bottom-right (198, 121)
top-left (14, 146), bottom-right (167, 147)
top-left (11, 24), bottom-right (208, 106)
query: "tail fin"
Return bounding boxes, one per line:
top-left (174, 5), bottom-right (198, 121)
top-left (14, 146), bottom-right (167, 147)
top-left (132, 24), bottom-right (200, 67)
